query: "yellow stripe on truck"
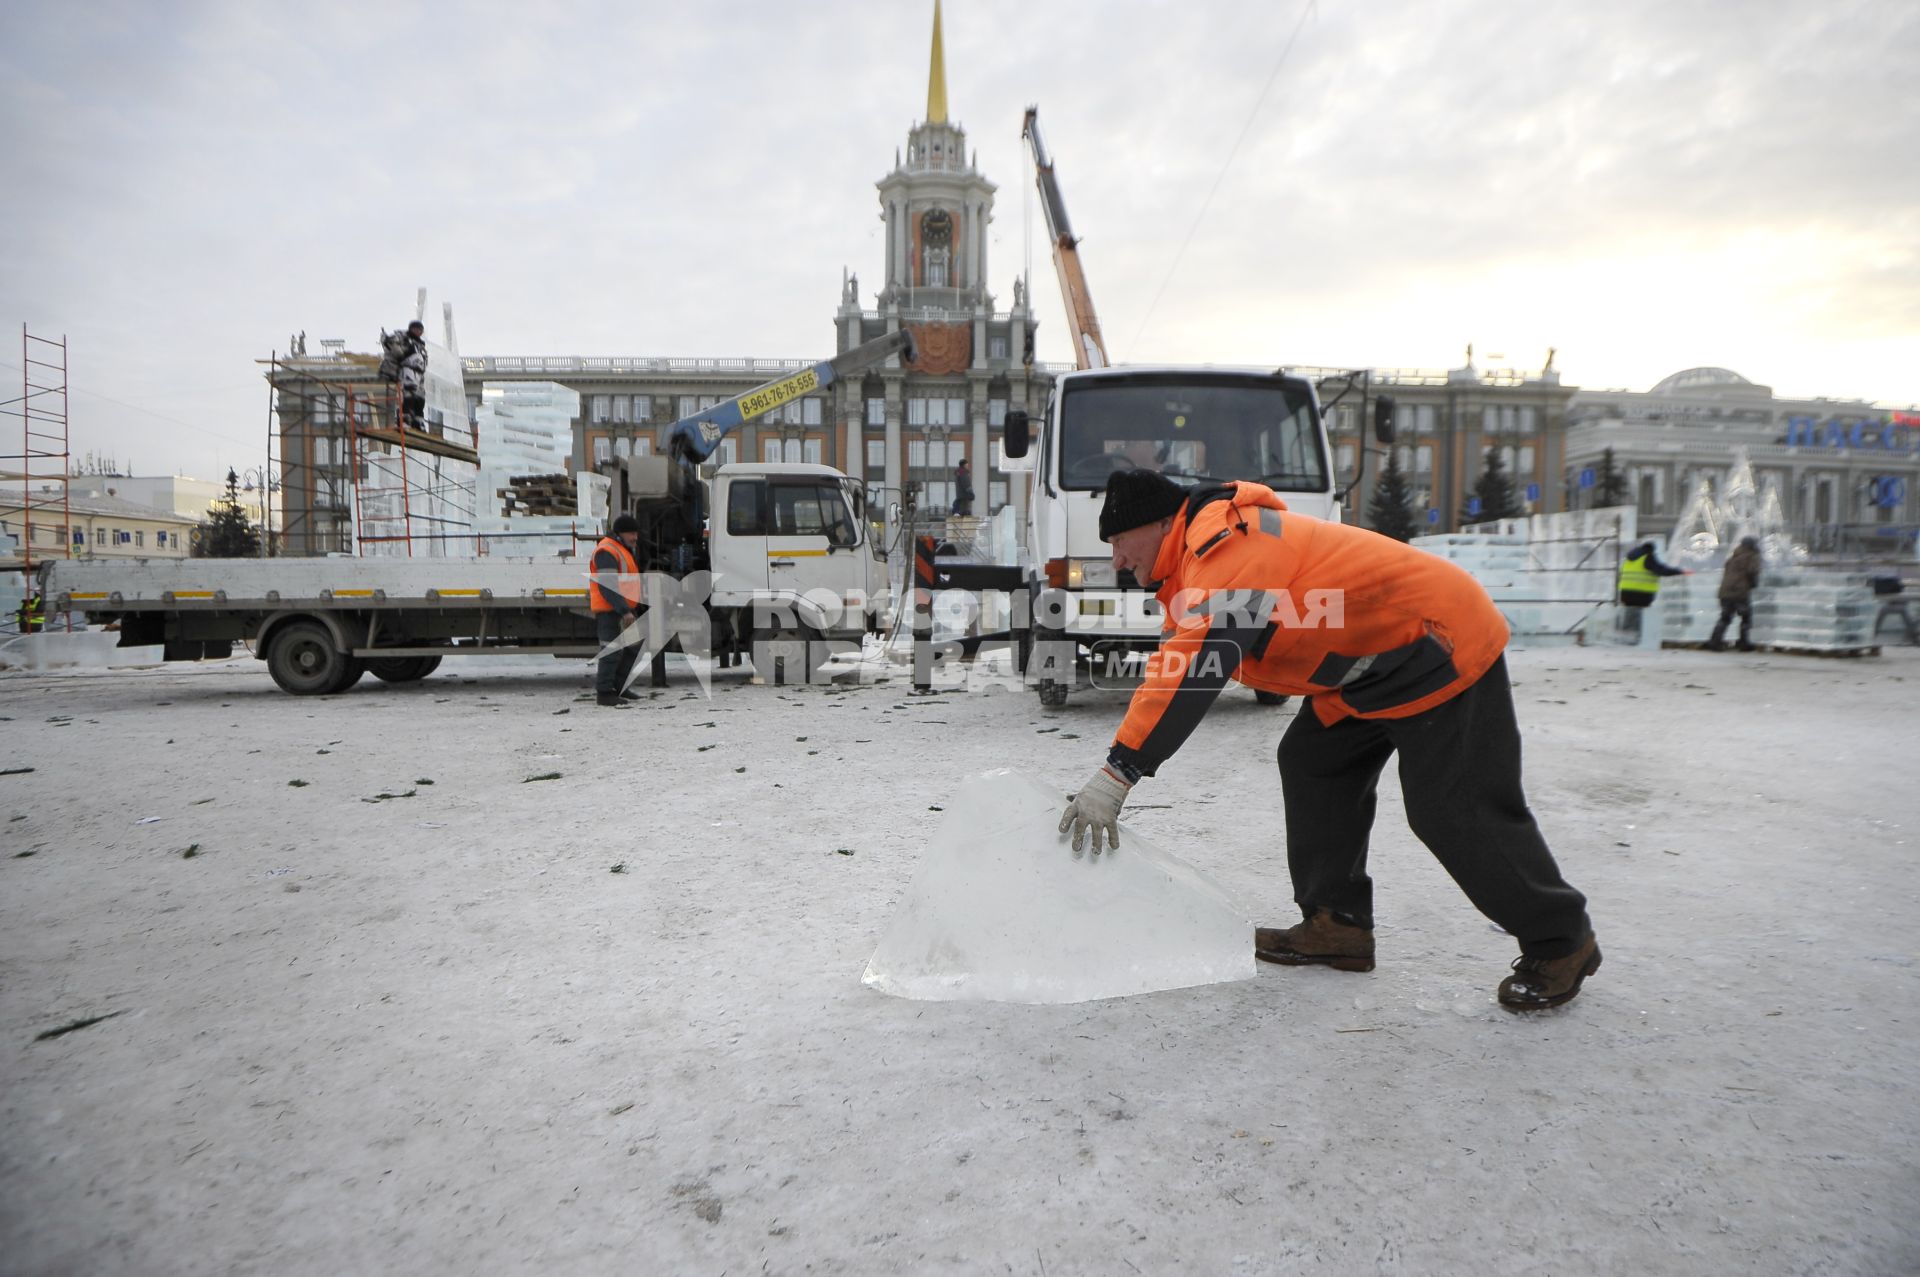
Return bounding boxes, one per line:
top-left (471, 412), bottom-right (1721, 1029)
top-left (331, 589), bottom-right (376, 597)
top-left (435, 589), bottom-right (485, 597)
top-left (737, 367), bottom-right (821, 421)
top-left (69, 592), bottom-right (109, 600)
top-left (768, 549), bottom-right (829, 557)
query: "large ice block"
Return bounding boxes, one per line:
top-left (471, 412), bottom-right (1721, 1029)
top-left (862, 769), bottom-right (1256, 1004)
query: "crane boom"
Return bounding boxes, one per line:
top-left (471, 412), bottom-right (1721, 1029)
top-left (1021, 106), bottom-right (1108, 370)
top-left (665, 328), bottom-right (916, 465)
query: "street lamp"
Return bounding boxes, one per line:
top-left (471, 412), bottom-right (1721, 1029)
top-left (239, 466), bottom-right (280, 557)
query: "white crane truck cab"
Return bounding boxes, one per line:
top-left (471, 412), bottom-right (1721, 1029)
top-left (1001, 364), bottom-right (1361, 707)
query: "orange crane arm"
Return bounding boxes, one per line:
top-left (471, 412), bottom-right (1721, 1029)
top-left (1022, 107), bottom-right (1108, 370)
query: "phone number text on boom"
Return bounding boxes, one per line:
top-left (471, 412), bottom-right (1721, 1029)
top-left (739, 369), bottom-right (820, 420)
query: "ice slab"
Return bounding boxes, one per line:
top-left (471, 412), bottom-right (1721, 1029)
top-left (863, 769), bottom-right (1256, 1005)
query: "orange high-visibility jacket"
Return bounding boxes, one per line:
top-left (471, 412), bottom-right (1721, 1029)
top-left (588, 537), bottom-right (642, 614)
top-left (1107, 482), bottom-right (1508, 782)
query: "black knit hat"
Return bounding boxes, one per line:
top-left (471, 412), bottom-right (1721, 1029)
top-left (610, 513), bottom-right (641, 536)
top-left (1099, 469), bottom-right (1187, 541)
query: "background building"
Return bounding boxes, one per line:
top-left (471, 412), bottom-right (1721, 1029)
top-left (1325, 358), bottom-right (1577, 532)
top-left (1, 486), bottom-right (199, 561)
top-left (1564, 367), bottom-right (1920, 556)
top-left (266, 13), bottom-right (1060, 557)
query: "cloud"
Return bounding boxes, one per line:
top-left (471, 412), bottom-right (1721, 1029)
top-left (0, 0), bottom-right (1914, 482)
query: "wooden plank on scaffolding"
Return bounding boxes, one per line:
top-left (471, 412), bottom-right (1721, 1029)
top-left (353, 423), bottom-right (480, 466)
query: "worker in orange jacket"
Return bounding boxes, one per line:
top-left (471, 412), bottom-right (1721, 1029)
top-left (588, 514), bottom-right (645, 707)
top-left (1058, 470), bottom-right (1599, 1011)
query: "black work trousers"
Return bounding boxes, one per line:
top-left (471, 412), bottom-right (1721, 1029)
top-left (1277, 656), bottom-right (1591, 959)
top-left (595, 611), bottom-right (639, 700)
top-left (1709, 599), bottom-right (1753, 646)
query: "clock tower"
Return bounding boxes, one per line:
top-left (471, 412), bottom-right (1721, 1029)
top-left (837, 0), bottom-right (1040, 530)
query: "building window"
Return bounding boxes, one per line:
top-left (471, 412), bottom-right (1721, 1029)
top-left (804, 438), bottom-right (822, 465)
top-left (762, 438), bottom-right (781, 463)
top-left (1336, 443), bottom-right (1356, 473)
top-left (72, 529), bottom-right (84, 545)
top-left (633, 437), bottom-right (652, 457)
top-left (633, 395), bottom-right (652, 423)
top-left (612, 395), bottom-right (629, 423)
top-left (677, 395), bottom-right (698, 419)
top-left (867, 440), bottom-right (885, 470)
top-left (867, 399), bottom-right (886, 427)
top-left (988, 398), bottom-right (1007, 427)
top-left (1635, 470), bottom-right (1663, 515)
top-left (989, 481), bottom-right (1007, 508)
top-left (717, 440), bottom-right (738, 466)
top-left (800, 397), bottom-right (823, 426)
top-left (593, 437), bottom-right (611, 466)
top-left (592, 395), bottom-right (611, 423)
top-left (156, 531), bottom-right (167, 547)
top-left (908, 397), bottom-right (968, 428)
top-left (614, 437), bottom-right (632, 459)
top-left (990, 335), bottom-right (1008, 361)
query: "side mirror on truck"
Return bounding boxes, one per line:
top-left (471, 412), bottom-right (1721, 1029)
top-left (1374, 395), bottom-right (1397, 445)
top-left (1002, 408), bottom-right (1031, 459)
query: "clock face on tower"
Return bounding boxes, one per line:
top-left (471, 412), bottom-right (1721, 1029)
top-left (921, 208), bottom-right (953, 248)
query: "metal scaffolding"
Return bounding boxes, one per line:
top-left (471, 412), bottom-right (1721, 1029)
top-left (2, 325), bottom-right (73, 614)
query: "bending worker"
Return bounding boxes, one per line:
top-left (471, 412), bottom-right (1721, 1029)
top-left (1057, 470), bottom-right (1600, 1012)
top-left (588, 514), bottom-right (645, 708)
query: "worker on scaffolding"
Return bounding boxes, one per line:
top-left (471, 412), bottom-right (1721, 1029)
top-left (378, 320), bottom-right (429, 432)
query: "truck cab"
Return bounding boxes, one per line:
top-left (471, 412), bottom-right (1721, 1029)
top-left (1004, 364), bottom-right (1338, 705)
top-left (708, 462), bottom-right (889, 631)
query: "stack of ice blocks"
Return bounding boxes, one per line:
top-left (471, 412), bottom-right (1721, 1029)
top-left (1411, 508), bottom-right (1636, 647)
top-left (1659, 570), bottom-right (1879, 652)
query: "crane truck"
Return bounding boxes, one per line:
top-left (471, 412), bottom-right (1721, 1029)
top-left (41, 329), bottom-right (916, 695)
top-left (914, 108), bottom-right (1394, 706)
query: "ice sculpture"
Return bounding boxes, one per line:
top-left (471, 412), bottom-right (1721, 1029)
top-left (863, 769), bottom-right (1257, 1004)
top-left (1670, 474), bottom-right (1723, 561)
top-left (1755, 476), bottom-right (1808, 566)
top-left (1720, 448), bottom-right (1758, 529)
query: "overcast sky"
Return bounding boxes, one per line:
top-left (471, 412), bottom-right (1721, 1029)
top-left (2, 0), bottom-right (1915, 484)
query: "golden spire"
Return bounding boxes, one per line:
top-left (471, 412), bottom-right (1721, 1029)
top-left (926, 0), bottom-right (948, 125)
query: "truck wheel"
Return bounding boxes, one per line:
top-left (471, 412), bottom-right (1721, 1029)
top-left (267, 621), bottom-right (354, 696)
top-left (1037, 677), bottom-right (1070, 708)
top-left (367, 655), bottom-right (441, 684)
top-left (753, 628), bottom-right (832, 685)
top-left (1255, 690), bottom-right (1291, 707)
top-left (327, 654), bottom-right (365, 694)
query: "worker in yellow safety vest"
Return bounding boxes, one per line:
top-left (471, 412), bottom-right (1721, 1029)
top-left (1617, 540), bottom-right (1690, 634)
top-left (16, 593), bottom-right (44, 634)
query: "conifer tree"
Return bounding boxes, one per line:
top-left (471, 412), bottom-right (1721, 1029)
top-left (1367, 447), bottom-right (1419, 542)
top-left (193, 470), bottom-right (262, 558)
top-left (1595, 445), bottom-right (1631, 507)
top-left (1462, 447), bottom-right (1524, 525)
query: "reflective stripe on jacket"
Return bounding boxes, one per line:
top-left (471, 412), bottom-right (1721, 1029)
top-left (588, 537), bottom-right (642, 613)
top-left (1107, 482), bottom-right (1509, 781)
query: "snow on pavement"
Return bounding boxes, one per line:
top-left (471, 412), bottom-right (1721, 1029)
top-left (1, 645), bottom-right (1916, 1275)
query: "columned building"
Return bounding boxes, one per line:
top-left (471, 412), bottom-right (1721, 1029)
top-left (1325, 359), bottom-right (1578, 533)
top-left (460, 4), bottom-right (1049, 530)
top-left (1563, 368), bottom-right (1920, 554)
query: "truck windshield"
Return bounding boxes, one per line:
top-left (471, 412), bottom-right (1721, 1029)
top-left (728, 478), bottom-right (860, 546)
top-left (1057, 375), bottom-right (1326, 493)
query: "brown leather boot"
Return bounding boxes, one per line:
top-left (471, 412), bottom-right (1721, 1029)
top-left (1254, 909), bottom-right (1375, 972)
top-left (1498, 933), bottom-right (1601, 1010)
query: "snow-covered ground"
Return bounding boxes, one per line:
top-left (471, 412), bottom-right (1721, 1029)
top-left (2, 644), bottom-right (1916, 1275)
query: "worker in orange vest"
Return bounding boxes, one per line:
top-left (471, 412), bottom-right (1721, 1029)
top-left (1058, 470), bottom-right (1599, 1011)
top-left (589, 514), bottom-right (645, 707)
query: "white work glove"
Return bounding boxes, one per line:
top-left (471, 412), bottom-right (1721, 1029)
top-left (1058, 767), bottom-right (1132, 860)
